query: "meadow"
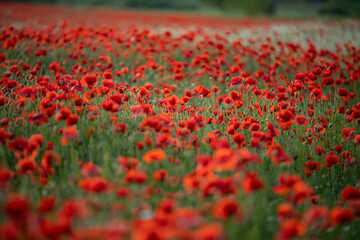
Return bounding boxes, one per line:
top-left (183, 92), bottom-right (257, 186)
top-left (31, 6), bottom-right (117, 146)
top-left (0, 3), bottom-right (360, 240)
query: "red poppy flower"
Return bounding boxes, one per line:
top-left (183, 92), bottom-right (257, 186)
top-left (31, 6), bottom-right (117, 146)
top-left (212, 197), bottom-right (241, 220)
top-left (79, 177), bottom-right (108, 193)
top-left (143, 149), bottom-right (166, 163)
top-left (17, 158), bottom-right (36, 174)
top-left (232, 133), bottom-right (246, 147)
top-left (81, 74), bottom-right (97, 89)
top-left (38, 196), bottom-right (56, 213)
top-left (267, 145), bottom-right (292, 165)
top-left (329, 207), bottom-right (353, 226)
top-left (340, 186), bottom-right (360, 200)
top-left (324, 154), bottom-right (339, 169)
top-left (244, 77), bottom-right (258, 86)
top-left (242, 172), bottom-right (264, 194)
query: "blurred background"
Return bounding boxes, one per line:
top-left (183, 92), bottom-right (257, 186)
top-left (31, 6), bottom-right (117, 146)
top-left (2, 0), bottom-right (360, 18)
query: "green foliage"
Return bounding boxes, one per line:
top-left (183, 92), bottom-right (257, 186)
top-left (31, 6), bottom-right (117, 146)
top-left (2, 0), bottom-right (360, 17)
top-left (124, 0), bottom-right (200, 9)
top-left (202, 0), bottom-right (276, 14)
top-left (320, 0), bottom-right (360, 18)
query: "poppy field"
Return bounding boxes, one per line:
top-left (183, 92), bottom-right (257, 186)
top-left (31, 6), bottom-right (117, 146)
top-left (0, 3), bottom-right (360, 240)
